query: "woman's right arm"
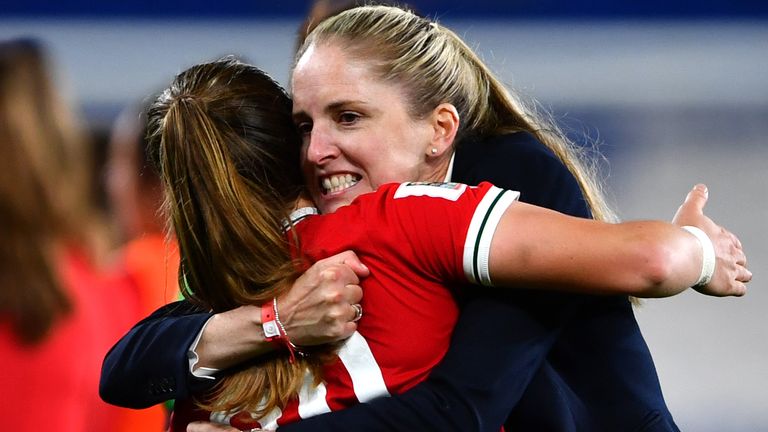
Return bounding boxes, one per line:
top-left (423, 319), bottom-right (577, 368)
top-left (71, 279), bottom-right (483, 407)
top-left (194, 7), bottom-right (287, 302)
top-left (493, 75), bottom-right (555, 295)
top-left (188, 296), bottom-right (535, 432)
top-left (193, 252), bottom-right (368, 371)
top-left (489, 184), bottom-right (750, 298)
top-left (99, 251), bottom-right (368, 409)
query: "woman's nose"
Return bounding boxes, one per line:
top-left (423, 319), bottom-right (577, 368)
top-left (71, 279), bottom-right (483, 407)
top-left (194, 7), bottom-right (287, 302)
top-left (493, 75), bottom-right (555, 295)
top-left (305, 126), bottom-right (339, 166)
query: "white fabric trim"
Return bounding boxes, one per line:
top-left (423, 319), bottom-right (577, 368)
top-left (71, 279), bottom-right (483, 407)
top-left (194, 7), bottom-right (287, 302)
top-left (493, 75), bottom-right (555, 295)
top-left (463, 187), bottom-right (520, 286)
top-left (187, 316), bottom-right (218, 380)
top-left (443, 151), bottom-right (456, 182)
top-left (283, 207), bottom-right (319, 231)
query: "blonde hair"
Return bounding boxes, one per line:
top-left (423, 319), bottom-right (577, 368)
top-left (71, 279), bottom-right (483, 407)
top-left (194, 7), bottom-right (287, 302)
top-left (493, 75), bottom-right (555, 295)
top-left (0, 39), bottom-right (104, 344)
top-left (147, 57), bottom-right (333, 417)
top-left (298, 5), bottom-right (616, 222)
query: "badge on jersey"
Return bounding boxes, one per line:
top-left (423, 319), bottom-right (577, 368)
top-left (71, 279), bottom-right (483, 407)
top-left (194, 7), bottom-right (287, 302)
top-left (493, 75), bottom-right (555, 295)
top-left (393, 182), bottom-right (467, 201)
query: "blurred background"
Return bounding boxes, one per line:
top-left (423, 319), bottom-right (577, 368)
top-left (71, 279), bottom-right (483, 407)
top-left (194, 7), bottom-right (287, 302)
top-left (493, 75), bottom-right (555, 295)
top-left (1, 1), bottom-right (765, 430)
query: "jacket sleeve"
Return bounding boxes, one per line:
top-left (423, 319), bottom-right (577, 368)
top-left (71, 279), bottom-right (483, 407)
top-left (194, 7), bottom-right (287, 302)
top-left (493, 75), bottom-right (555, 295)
top-left (99, 300), bottom-right (216, 408)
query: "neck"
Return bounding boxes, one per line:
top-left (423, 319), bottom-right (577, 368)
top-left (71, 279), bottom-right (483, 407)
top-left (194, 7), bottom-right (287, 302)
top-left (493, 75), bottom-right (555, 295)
top-left (422, 150), bottom-right (455, 183)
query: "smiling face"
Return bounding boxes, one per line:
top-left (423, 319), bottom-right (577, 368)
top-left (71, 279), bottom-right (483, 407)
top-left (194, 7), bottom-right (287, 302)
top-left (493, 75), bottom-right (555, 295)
top-left (291, 42), bottom-right (448, 214)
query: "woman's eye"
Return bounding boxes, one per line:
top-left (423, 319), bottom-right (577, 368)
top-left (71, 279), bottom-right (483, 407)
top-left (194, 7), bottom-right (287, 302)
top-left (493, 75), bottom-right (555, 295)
top-left (296, 122), bottom-right (312, 135)
top-left (338, 112), bottom-right (360, 125)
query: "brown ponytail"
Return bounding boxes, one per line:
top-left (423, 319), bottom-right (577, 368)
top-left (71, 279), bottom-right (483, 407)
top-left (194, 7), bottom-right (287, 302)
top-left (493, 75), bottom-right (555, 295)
top-left (147, 57), bottom-right (329, 416)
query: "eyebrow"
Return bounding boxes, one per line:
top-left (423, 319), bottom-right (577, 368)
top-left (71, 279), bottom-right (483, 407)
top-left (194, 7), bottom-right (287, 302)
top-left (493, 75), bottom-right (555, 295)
top-left (293, 99), bottom-right (370, 118)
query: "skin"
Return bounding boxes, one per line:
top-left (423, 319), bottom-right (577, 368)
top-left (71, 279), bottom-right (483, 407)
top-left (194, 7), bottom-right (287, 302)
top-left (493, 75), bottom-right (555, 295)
top-left (291, 42), bottom-right (456, 214)
top-left (289, 41), bottom-right (748, 298)
top-left (184, 183), bottom-right (752, 431)
top-left (198, 42), bottom-right (463, 371)
top-left (195, 36), bottom-right (752, 376)
top-left (184, 43), bottom-right (750, 430)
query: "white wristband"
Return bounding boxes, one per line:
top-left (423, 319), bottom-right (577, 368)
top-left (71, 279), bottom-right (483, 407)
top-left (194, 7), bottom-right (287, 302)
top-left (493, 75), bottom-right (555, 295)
top-left (681, 226), bottom-right (716, 287)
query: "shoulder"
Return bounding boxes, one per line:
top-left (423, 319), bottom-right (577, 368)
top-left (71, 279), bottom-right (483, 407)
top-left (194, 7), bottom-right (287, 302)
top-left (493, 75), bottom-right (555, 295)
top-left (453, 132), bottom-right (589, 217)
top-left (453, 132), bottom-right (567, 184)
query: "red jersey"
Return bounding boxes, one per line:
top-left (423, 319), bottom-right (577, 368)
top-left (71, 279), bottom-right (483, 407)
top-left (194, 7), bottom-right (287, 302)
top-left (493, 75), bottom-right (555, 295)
top-left (173, 182), bottom-right (519, 430)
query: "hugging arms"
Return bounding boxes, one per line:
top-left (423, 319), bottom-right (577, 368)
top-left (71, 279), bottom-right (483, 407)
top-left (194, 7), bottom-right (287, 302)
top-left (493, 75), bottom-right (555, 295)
top-left (101, 5), bottom-right (749, 431)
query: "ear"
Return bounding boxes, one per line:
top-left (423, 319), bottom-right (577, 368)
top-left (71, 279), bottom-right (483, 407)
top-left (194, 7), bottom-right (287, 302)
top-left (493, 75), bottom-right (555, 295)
top-left (426, 103), bottom-right (459, 157)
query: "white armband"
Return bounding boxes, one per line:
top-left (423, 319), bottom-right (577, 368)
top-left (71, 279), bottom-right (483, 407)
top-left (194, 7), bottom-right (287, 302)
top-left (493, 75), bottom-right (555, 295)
top-left (681, 225), bottom-right (716, 287)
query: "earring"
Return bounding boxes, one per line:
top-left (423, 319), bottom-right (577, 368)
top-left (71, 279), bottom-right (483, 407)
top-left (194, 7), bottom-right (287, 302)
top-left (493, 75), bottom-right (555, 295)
top-left (430, 148), bottom-right (438, 155)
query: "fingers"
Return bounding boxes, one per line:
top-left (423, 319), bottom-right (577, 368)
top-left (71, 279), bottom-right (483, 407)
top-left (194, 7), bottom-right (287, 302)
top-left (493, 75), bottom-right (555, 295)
top-left (729, 230), bottom-right (744, 252)
top-left (332, 250), bottom-right (371, 277)
top-left (350, 303), bottom-right (363, 322)
top-left (673, 184), bottom-right (709, 225)
top-left (735, 246), bottom-right (747, 268)
top-left (686, 184), bottom-right (709, 212)
top-left (731, 280), bottom-right (748, 297)
top-left (737, 264), bottom-right (753, 284)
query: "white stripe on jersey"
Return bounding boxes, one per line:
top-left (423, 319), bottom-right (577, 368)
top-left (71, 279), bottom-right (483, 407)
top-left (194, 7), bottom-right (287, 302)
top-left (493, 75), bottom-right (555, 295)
top-left (257, 406), bottom-right (283, 431)
top-left (463, 186), bottom-right (520, 286)
top-left (209, 411), bottom-right (235, 426)
top-left (297, 370), bottom-right (331, 420)
top-left (338, 331), bottom-right (390, 403)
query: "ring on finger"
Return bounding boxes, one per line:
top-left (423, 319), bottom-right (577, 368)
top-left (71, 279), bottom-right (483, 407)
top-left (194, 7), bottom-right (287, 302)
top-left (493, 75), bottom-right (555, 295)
top-left (351, 303), bottom-right (363, 322)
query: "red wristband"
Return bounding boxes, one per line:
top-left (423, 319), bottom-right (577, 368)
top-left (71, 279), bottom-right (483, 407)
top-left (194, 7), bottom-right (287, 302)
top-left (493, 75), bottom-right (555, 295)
top-left (261, 301), bottom-right (281, 342)
top-left (261, 299), bottom-right (299, 363)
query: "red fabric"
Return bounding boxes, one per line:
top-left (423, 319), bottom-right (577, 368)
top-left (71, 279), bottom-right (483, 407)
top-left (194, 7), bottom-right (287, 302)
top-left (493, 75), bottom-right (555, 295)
top-left (113, 234), bottom-right (181, 431)
top-left (0, 249), bottom-right (137, 431)
top-left (120, 234), bottom-right (180, 315)
top-left (171, 182), bottom-right (512, 430)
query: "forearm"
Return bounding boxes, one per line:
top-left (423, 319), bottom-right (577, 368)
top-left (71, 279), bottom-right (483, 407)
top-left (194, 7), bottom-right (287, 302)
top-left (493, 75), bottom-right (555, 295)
top-left (489, 205), bottom-right (704, 297)
top-left (193, 305), bottom-right (274, 371)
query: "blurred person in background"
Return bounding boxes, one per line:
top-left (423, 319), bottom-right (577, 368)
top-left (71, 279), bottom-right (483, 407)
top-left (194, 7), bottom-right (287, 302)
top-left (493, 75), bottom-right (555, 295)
top-left (106, 100), bottom-right (181, 317)
top-left (104, 100), bottom-right (178, 430)
top-left (0, 37), bottom-right (172, 431)
top-left (0, 37), bottom-right (136, 431)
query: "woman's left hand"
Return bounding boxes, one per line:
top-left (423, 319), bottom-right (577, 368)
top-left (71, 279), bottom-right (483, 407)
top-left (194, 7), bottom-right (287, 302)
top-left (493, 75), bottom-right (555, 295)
top-left (672, 184), bottom-right (752, 296)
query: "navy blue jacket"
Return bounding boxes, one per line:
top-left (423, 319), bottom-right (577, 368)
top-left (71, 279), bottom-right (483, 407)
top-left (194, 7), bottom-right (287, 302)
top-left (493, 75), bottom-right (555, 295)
top-left (100, 132), bottom-right (678, 431)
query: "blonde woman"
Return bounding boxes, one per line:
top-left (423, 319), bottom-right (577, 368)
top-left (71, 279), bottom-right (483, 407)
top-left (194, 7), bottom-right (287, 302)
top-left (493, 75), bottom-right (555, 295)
top-left (103, 6), bottom-right (749, 432)
top-left (110, 56), bottom-right (748, 431)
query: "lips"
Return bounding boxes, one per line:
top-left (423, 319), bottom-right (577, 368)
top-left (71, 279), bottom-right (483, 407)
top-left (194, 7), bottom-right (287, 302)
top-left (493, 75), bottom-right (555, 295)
top-left (320, 173), bottom-right (360, 194)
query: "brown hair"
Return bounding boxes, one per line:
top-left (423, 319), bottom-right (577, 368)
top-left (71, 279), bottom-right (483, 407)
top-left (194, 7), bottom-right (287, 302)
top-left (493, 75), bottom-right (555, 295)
top-left (298, 5), bottom-right (616, 222)
top-left (146, 57), bottom-right (329, 416)
top-left (0, 38), bottom-right (103, 344)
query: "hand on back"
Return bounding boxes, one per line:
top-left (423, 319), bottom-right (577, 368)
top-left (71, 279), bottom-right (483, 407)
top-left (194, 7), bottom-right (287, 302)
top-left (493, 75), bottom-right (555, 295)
top-left (277, 250), bottom-right (368, 346)
top-left (672, 184), bottom-right (751, 296)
